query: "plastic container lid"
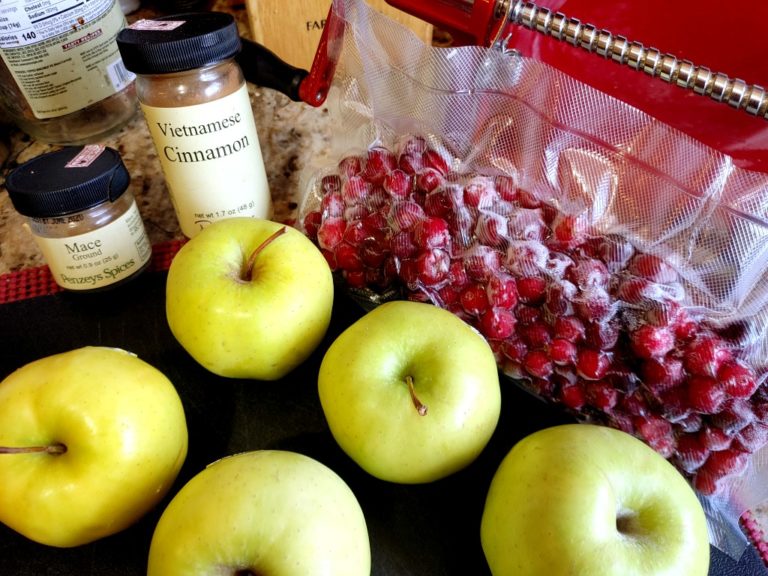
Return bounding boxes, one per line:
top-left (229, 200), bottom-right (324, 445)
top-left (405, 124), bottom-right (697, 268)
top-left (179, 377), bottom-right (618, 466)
top-left (6, 146), bottom-right (130, 217)
top-left (116, 12), bottom-right (241, 75)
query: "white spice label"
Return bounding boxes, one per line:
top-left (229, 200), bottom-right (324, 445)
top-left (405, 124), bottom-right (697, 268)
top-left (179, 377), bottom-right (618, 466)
top-left (0, 0), bottom-right (135, 119)
top-left (33, 201), bottom-right (152, 290)
top-left (140, 84), bottom-right (272, 238)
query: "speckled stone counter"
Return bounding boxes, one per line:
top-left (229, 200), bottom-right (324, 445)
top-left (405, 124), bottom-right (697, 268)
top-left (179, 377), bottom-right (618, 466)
top-left (0, 0), bottom-right (336, 275)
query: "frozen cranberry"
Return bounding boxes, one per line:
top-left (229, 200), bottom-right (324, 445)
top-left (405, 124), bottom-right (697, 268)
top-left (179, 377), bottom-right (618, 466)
top-left (523, 350), bottom-right (554, 379)
top-left (734, 422), bottom-right (768, 453)
top-left (584, 320), bottom-right (620, 350)
top-left (684, 336), bottom-right (733, 378)
top-left (342, 175), bottom-right (370, 205)
top-left (416, 168), bottom-right (443, 192)
top-left (574, 288), bottom-right (614, 324)
top-left (507, 209), bottom-right (547, 241)
top-left (544, 252), bottom-right (576, 280)
top-left (627, 253), bottom-right (678, 284)
top-left (495, 175), bottom-right (519, 202)
top-left (413, 216), bottom-right (451, 250)
top-left (447, 206), bottom-right (475, 249)
top-left (687, 375), bottom-right (726, 414)
top-left (505, 240), bottom-right (549, 276)
top-left (320, 173), bottom-right (342, 193)
top-left (342, 220), bottom-right (368, 247)
top-left (595, 234), bottom-right (635, 272)
top-left (614, 276), bottom-right (659, 305)
top-left (463, 176), bottom-right (497, 208)
top-left (567, 257), bottom-right (610, 289)
top-left (360, 238), bottom-right (389, 269)
top-left (517, 189), bottom-right (541, 208)
top-left (321, 191), bottom-right (345, 218)
top-left (479, 307), bottom-right (517, 340)
top-left (658, 386), bottom-right (691, 422)
top-left (549, 338), bottom-right (577, 365)
top-left (475, 212), bottom-right (508, 247)
top-left (544, 280), bottom-right (577, 317)
top-left (343, 205), bottom-right (369, 222)
top-left (620, 390), bottom-right (649, 417)
top-left (423, 189), bottom-right (455, 218)
top-left (528, 377), bottom-right (557, 398)
top-left (321, 248), bottom-right (337, 269)
top-left (389, 201), bottom-right (425, 232)
top-left (576, 348), bottom-right (611, 380)
top-left (585, 380), bottom-right (619, 412)
top-left (422, 148), bottom-right (450, 174)
top-left (550, 213), bottom-right (588, 250)
top-left (701, 448), bottom-right (750, 479)
top-left (338, 155), bottom-right (364, 177)
top-left (516, 276), bottom-right (547, 305)
top-left (641, 357), bottom-right (685, 393)
top-left (343, 269), bottom-right (367, 288)
top-left (390, 231), bottom-right (418, 260)
top-left (718, 360), bottom-right (758, 398)
top-left (553, 315), bottom-right (586, 343)
top-left (630, 325), bottom-right (675, 359)
top-left (361, 210), bottom-right (389, 237)
top-left (383, 169), bottom-right (412, 199)
top-left (711, 398), bottom-right (755, 434)
top-left (317, 217), bottom-right (346, 250)
top-left (460, 283), bottom-right (489, 316)
top-left (699, 425), bottom-right (732, 451)
top-left (673, 311), bottom-right (699, 341)
top-left (501, 336), bottom-right (528, 362)
top-left (633, 415), bottom-right (676, 458)
top-left (486, 273), bottom-right (519, 309)
top-left (463, 245), bottom-right (503, 281)
top-left (363, 147), bottom-right (397, 185)
top-left (515, 304), bottom-right (541, 326)
top-left (412, 249), bottom-right (450, 287)
top-left (559, 382), bottom-right (587, 410)
top-left (676, 413), bottom-right (703, 434)
top-left (334, 242), bottom-right (363, 272)
top-left (674, 433), bottom-right (710, 473)
top-left (302, 211), bottom-right (322, 240)
top-left (398, 153), bottom-right (424, 175)
top-left (692, 470), bottom-right (721, 495)
top-left (519, 321), bottom-right (552, 350)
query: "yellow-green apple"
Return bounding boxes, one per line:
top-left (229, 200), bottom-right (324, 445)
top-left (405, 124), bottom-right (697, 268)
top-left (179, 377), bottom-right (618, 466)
top-left (166, 217), bottom-right (334, 380)
top-left (147, 450), bottom-right (370, 575)
top-left (481, 423), bottom-right (710, 576)
top-left (318, 300), bottom-right (501, 483)
top-left (0, 346), bottom-right (188, 548)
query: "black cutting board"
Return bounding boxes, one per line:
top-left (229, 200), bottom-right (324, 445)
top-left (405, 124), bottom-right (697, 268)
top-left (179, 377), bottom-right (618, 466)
top-left (0, 269), bottom-right (764, 575)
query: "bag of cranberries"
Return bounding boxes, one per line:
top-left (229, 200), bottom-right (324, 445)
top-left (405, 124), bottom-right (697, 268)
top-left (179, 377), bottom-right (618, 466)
top-left (299, 0), bottom-right (768, 556)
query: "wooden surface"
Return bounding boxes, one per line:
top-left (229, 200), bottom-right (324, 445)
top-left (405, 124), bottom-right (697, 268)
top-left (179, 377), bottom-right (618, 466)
top-left (244, 0), bottom-right (433, 70)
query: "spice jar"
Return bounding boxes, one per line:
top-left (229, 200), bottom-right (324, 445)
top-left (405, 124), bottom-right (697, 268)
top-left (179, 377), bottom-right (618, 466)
top-left (116, 12), bottom-right (272, 238)
top-left (6, 145), bottom-right (153, 292)
top-left (0, 0), bottom-right (138, 145)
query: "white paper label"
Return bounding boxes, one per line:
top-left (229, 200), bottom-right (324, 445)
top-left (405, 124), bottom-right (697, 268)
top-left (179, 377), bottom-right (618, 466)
top-left (0, 0), bottom-right (134, 118)
top-left (141, 84), bottom-right (272, 238)
top-left (34, 201), bottom-right (152, 290)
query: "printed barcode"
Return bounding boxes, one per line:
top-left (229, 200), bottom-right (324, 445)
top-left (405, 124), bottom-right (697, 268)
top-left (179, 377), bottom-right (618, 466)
top-left (107, 59), bottom-right (136, 90)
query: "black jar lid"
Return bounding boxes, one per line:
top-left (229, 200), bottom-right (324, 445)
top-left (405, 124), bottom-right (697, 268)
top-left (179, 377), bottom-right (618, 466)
top-left (6, 146), bottom-right (130, 218)
top-left (116, 12), bottom-right (241, 75)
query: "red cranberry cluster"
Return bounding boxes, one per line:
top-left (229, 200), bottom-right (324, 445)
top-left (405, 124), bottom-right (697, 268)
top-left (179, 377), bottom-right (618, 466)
top-left (301, 137), bottom-right (767, 495)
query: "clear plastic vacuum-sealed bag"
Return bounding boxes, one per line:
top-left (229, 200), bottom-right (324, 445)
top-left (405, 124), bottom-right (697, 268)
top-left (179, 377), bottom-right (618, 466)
top-left (299, 0), bottom-right (768, 558)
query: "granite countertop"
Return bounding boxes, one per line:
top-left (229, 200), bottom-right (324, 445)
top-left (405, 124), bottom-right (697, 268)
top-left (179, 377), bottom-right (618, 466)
top-left (0, 0), bottom-right (336, 276)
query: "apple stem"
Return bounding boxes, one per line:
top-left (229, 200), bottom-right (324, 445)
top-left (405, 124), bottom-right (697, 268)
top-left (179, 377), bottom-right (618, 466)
top-left (405, 375), bottom-right (428, 416)
top-left (0, 443), bottom-right (67, 455)
top-left (242, 226), bottom-right (287, 281)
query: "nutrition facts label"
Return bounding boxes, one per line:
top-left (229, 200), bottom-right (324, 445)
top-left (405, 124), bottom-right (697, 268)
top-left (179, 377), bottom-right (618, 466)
top-left (0, 0), bottom-right (134, 118)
